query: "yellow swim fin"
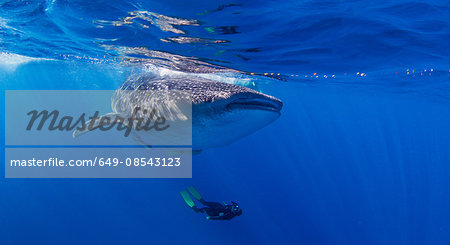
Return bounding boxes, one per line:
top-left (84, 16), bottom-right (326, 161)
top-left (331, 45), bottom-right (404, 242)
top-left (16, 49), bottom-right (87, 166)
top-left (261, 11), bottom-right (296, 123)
top-left (187, 186), bottom-right (203, 201)
top-left (180, 190), bottom-right (195, 208)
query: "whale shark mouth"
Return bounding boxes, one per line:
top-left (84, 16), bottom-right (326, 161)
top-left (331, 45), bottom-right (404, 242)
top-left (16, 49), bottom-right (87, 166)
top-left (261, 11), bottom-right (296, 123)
top-left (227, 97), bottom-right (282, 113)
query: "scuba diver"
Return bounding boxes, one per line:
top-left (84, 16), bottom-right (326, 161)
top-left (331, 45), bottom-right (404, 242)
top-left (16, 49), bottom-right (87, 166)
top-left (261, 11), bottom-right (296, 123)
top-left (180, 186), bottom-right (242, 220)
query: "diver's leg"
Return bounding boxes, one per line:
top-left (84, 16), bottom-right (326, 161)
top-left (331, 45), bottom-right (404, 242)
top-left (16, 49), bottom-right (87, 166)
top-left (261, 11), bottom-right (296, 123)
top-left (201, 201), bottom-right (224, 209)
top-left (194, 207), bottom-right (208, 213)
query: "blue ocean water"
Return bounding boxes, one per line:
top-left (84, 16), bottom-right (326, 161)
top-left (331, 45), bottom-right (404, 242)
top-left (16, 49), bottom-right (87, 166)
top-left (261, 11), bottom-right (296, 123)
top-left (1, 0), bottom-right (450, 244)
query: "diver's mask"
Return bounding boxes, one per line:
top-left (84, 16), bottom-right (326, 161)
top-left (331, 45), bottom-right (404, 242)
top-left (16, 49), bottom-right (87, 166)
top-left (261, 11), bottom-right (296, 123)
top-left (231, 201), bottom-right (242, 216)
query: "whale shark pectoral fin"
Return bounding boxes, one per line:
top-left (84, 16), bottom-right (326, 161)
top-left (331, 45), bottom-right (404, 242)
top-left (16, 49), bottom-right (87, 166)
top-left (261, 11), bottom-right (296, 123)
top-left (132, 131), bottom-right (153, 148)
top-left (192, 150), bottom-right (202, 155)
top-left (72, 112), bottom-right (125, 138)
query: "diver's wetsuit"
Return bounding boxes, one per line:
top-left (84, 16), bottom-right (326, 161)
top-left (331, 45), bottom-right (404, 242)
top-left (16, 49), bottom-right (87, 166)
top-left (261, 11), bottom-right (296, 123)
top-left (194, 201), bottom-right (238, 220)
top-left (180, 186), bottom-right (242, 220)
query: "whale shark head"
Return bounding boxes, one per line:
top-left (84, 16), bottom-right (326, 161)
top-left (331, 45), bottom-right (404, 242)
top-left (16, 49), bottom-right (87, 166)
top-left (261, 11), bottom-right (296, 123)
top-left (187, 79), bottom-right (282, 149)
top-left (116, 74), bottom-right (283, 150)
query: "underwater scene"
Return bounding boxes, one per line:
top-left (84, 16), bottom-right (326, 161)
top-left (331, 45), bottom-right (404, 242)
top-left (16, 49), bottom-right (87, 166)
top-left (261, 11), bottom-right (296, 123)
top-left (1, 0), bottom-right (450, 244)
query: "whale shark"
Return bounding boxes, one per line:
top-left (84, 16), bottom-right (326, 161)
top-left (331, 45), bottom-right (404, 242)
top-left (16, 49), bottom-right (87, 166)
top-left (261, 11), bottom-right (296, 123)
top-left (74, 74), bottom-right (282, 151)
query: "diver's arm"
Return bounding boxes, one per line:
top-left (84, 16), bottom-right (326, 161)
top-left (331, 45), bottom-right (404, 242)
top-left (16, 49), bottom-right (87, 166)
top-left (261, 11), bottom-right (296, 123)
top-left (207, 215), bottom-right (234, 220)
top-left (207, 215), bottom-right (222, 220)
top-left (206, 212), bottom-right (225, 220)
